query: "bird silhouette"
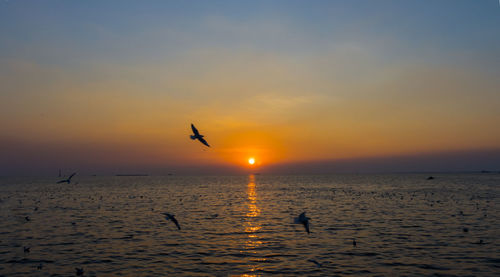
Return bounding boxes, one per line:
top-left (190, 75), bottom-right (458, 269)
top-left (75, 267), bottom-right (84, 276)
top-left (57, 172), bottom-right (77, 184)
top-left (163, 213), bottom-right (181, 230)
top-left (308, 259), bottom-right (322, 267)
top-left (190, 124), bottom-right (210, 147)
top-left (294, 212), bottom-right (310, 234)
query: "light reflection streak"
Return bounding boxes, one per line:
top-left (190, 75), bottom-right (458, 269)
top-left (243, 174), bottom-right (265, 274)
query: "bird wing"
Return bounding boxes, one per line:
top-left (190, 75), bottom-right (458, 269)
top-left (68, 172), bottom-right (76, 180)
top-left (303, 221), bottom-right (310, 234)
top-left (308, 259), bottom-right (321, 267)
top-left (298, 212), bottom-right (307, 222)
top-left (163, 213), bottom-right (181, 230)
top-left (172, 218), bottom-right (181, 230)
top-left (163, 213), bottom-right (172, 219)
top-left (198, 137), bottom-right (210, 147)
top-left (56, 180), bottom-right (67, 184)
top-left (191, 124), bottom-right (200, 136)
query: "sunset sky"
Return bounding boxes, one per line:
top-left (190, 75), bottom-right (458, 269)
top-left (1, 1), bottom-right (499, 175)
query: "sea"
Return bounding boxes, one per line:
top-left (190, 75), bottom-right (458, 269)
top-left (0, 173), bottom-right (498, 276)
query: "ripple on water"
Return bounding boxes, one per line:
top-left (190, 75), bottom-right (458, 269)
top-left (0, 174), bottom-right (499, 276)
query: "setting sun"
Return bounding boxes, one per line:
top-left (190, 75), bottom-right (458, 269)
top-left (248, 158), bottom-right (255, 165)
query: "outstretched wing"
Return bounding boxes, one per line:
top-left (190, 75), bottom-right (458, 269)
top-left (68, 172), bottom-right (76, 181)
top-left (303, 221), bottom-right (310, 234)
top-left (198, 137), bottom-right (210, 147)
top-left (163, 213), bottom-right (172, 219)
top-left (56, 180), bottom-right (67, 184)
top-left (163, 213), bottom-right (181, 230)
top-left (172, 218), bottom-right (181, 230)
top-left (191, 124), bottom-right (200, 136)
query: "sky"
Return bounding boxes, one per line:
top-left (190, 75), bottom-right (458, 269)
top-left (1, 0), bottom-right (499, 175)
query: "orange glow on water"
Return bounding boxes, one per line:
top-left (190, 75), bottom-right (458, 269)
top-left (243, 174), bottom-right (265, 270)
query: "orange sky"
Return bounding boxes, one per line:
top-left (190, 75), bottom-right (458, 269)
top-left (1, 1), bottom-right (499, 175)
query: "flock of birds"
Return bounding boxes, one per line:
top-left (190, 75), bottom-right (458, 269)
top-left (10, 124), bottom-right (209, 275)
top-left (9, 181), bottom-right (493, 274)
top-left (12, 124), bottom-right (321, 275)
top-left (6, 123), bottom-right (493, 275)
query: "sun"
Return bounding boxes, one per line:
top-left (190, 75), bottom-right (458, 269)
top-left (248, 158), bottom-right (255, 165)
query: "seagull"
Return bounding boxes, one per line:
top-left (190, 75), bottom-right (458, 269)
top-left (308, 259), bottom-right (322, 267)
top-left (75, 268), bottom-right (84, 276)
top-left (57, 172), bottom-right (76, 184)
top-left (205, 213), bottom-right (219, 220)
top-left (163, 213), bottom-right (181, 230)
top-left (294, 212), bottom-right (310, 234)
top-left (475, 239), bottom-right (484, 245)
top-left (190, 124), bottom-right (210, 147)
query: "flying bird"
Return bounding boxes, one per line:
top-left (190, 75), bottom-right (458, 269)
top-left (308, 259), bottom-right (322, 267)
top-left (57, 172), bottom-right (76, 184)
top-left (294, 212), bottom-right (310, 234)
top-left (163, 213), bottom-right (181, 230)
top-left (190, 124), bottom-right (210, 147)
top-left (75, 268), bottom-right (84, 276)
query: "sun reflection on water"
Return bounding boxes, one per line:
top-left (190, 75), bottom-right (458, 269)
top-left (246, 175), bottom-right (260, 219)
top-left (243, 174), bottom-right (265, 274)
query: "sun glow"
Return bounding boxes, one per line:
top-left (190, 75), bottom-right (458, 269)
top-left (248, 158), bottom-right (255, 165)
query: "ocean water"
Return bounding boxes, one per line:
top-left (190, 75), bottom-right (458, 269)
top-left (0, 173), bottom-right (498, 276)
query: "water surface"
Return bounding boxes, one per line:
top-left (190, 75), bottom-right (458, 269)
top-left (0, 174), bottom-right (498, 276)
